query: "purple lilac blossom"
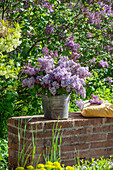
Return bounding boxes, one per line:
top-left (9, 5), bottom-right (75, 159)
top-left (75, 99), bottom-right (83, 110)
top-left (22, 66), bottom-right (39, 76)
top-left (37, 56), bottom-right (54, 72)
top-left (22, 79), bottom-right (28, 87)
top-left (54, 50), bottom-right (58, 59)
top-left (41, 0), bottom-right (54, 13)
top-left (44, 24), bottom-right (54, 35)
top-left (92, 58), bottom-right (96, 64)
top-left (105, 76), bottom-right (112, 83)
top-left (77, 67), bottom-right (91, 78)
top-left (42, 46), bottom-right (49, 56)
top-left (65, 36), bottom-right (80, 52)
top-left (86, 2), bottom-right (113, 28)
top-left (71, 52), bottom-right (80, 60)
top-left (89, 94), bottom-right (103, 105)
top-left (22, 47), bottom-right (91, 99)
top-left (27, 77), bottom-right (35, 88)
top-left (98, 60), bottom-right (109, 68)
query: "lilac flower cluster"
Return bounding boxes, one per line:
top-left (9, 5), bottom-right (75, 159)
top-left (105, 76), bottom-right (112, 83)
top-left (22, 47), bottom-right (91, 97)
top-left (57, 26), bottom-right (66, 38)
top-left (41, 0), bottom-right (54, 13)
top-left (42, 46), bottom-right (58, 59)
top-left (89, 94), bottom-right (103, 105)
top-left (75, 99), bottom-right (83, 110)
top-left (65, 36), bottom-right (80, 52)
top-left (44, 24), bottom-right (54, 35)
top-left (71, 52), bottom-right (80, 61)
top-left (86, 2), bottom-right (113, 28)
top-left (98, 60), bottom-right (109, 68)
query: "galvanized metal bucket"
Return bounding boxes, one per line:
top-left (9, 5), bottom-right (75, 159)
top-left (41, 94), bottom-right (70, 120)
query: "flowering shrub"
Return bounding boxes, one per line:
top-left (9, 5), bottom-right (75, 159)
top-left (0, 19), bottom-right (21, 52)
top-left (0, 19), bottom-right (21, 137)
top-left (22, 47), bottom-right (91, 100)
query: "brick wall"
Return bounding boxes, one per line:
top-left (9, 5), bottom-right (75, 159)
top-left (8, 112), bottom-right (113, 170)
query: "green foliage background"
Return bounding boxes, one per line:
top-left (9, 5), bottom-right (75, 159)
top-left (0, 0), bottom-right (113, 137)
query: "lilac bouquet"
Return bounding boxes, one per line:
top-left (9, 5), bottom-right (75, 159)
top-left (22, 47), bottom-right (91, 100)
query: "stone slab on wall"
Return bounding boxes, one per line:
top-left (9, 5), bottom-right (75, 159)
top-left (8, 113), bottom-right (113, 170)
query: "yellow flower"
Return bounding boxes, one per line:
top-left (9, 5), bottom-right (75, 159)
top-left (50, 162), bottom-right (62, 170)
top-left (53, 162), bottom-right (61, 167)
top-left (53, 162), bottom-right (61, 166)
top-left (26, 165), bottom-right (34, 170)
top-left (66, 166), bottom-right (75, 170)
top-left (44, 164), bottom-right (53, 170)
top-left (40, 168), bottom-right (46, 170)
top-left (37, 164), bottom-right (45, 168)
top-left (15, 167), bottom-right (24, 170)
top-left (45, 161), bottom-right (53, 166)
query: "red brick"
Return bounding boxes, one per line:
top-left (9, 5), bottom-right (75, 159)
top-left (23, 130), bottom-right (44, 139)
top-left (8, 149), bottom-right (18, 158)
top-left (8, 118), bottom-right (15, 125)
top-left (25, 130), bottom-right (52, 139)
top-left (16, 138), bottom-right (31, 146)
top-left (8, 157), bottom-right (18, 170)
top-left (33, 154), bottom-right (44, 163)
top-left (91, 140), bottom-right (113, 149)
top-left (61, 152), bottom-right (75, 160)
top-left (75, 143), bottom-right (89, 150)
top-left (43, 138), bottom-right (52, 147)
top-left (75, 118), bottom-right (103, 127)
top-left (8, 132), bottom-right (19, 143)
top-left (62, 127), bottom-right (92, 137)
top-left (44, 120), bottom-right (74, 130)
top-left (78, 149), bottom-right (106, 159)
top-left (7, 125), bottom-right (19, 135)
top-left (61, 145), bottom-right (75, 152)
top-left (8, 117), bottom-right (25, 128)
top-left (78, 134), bottom-right (106, 143)
top-left (107, 133), bottom-right (113, 140)
top-left (8, 115), bottom-right (44, 127)
top-left (62, 136), bottom-right (75, 144)
top-left (63, 129), bottom-right (77, 136)
top-left (26, 155), bottom-right (44, 167)
top-left (27, 122), bottom-right (43, 130)
top-left (35, 139), bottom-right (44, 147)
top-left (22, 145), bottom-right (44, 155)
top-left (8, 141), bottom-right (19, 151)
top-left (75, 127), bottom-right (92, 134)
top-left (93, 125), bottom-right (113, 133)
top-left (106, 148), bottom-right (113, 156)
top-left (43, 130), bottom-right (53, 138)
top-left (104, 118), bottom-right (113, 124)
